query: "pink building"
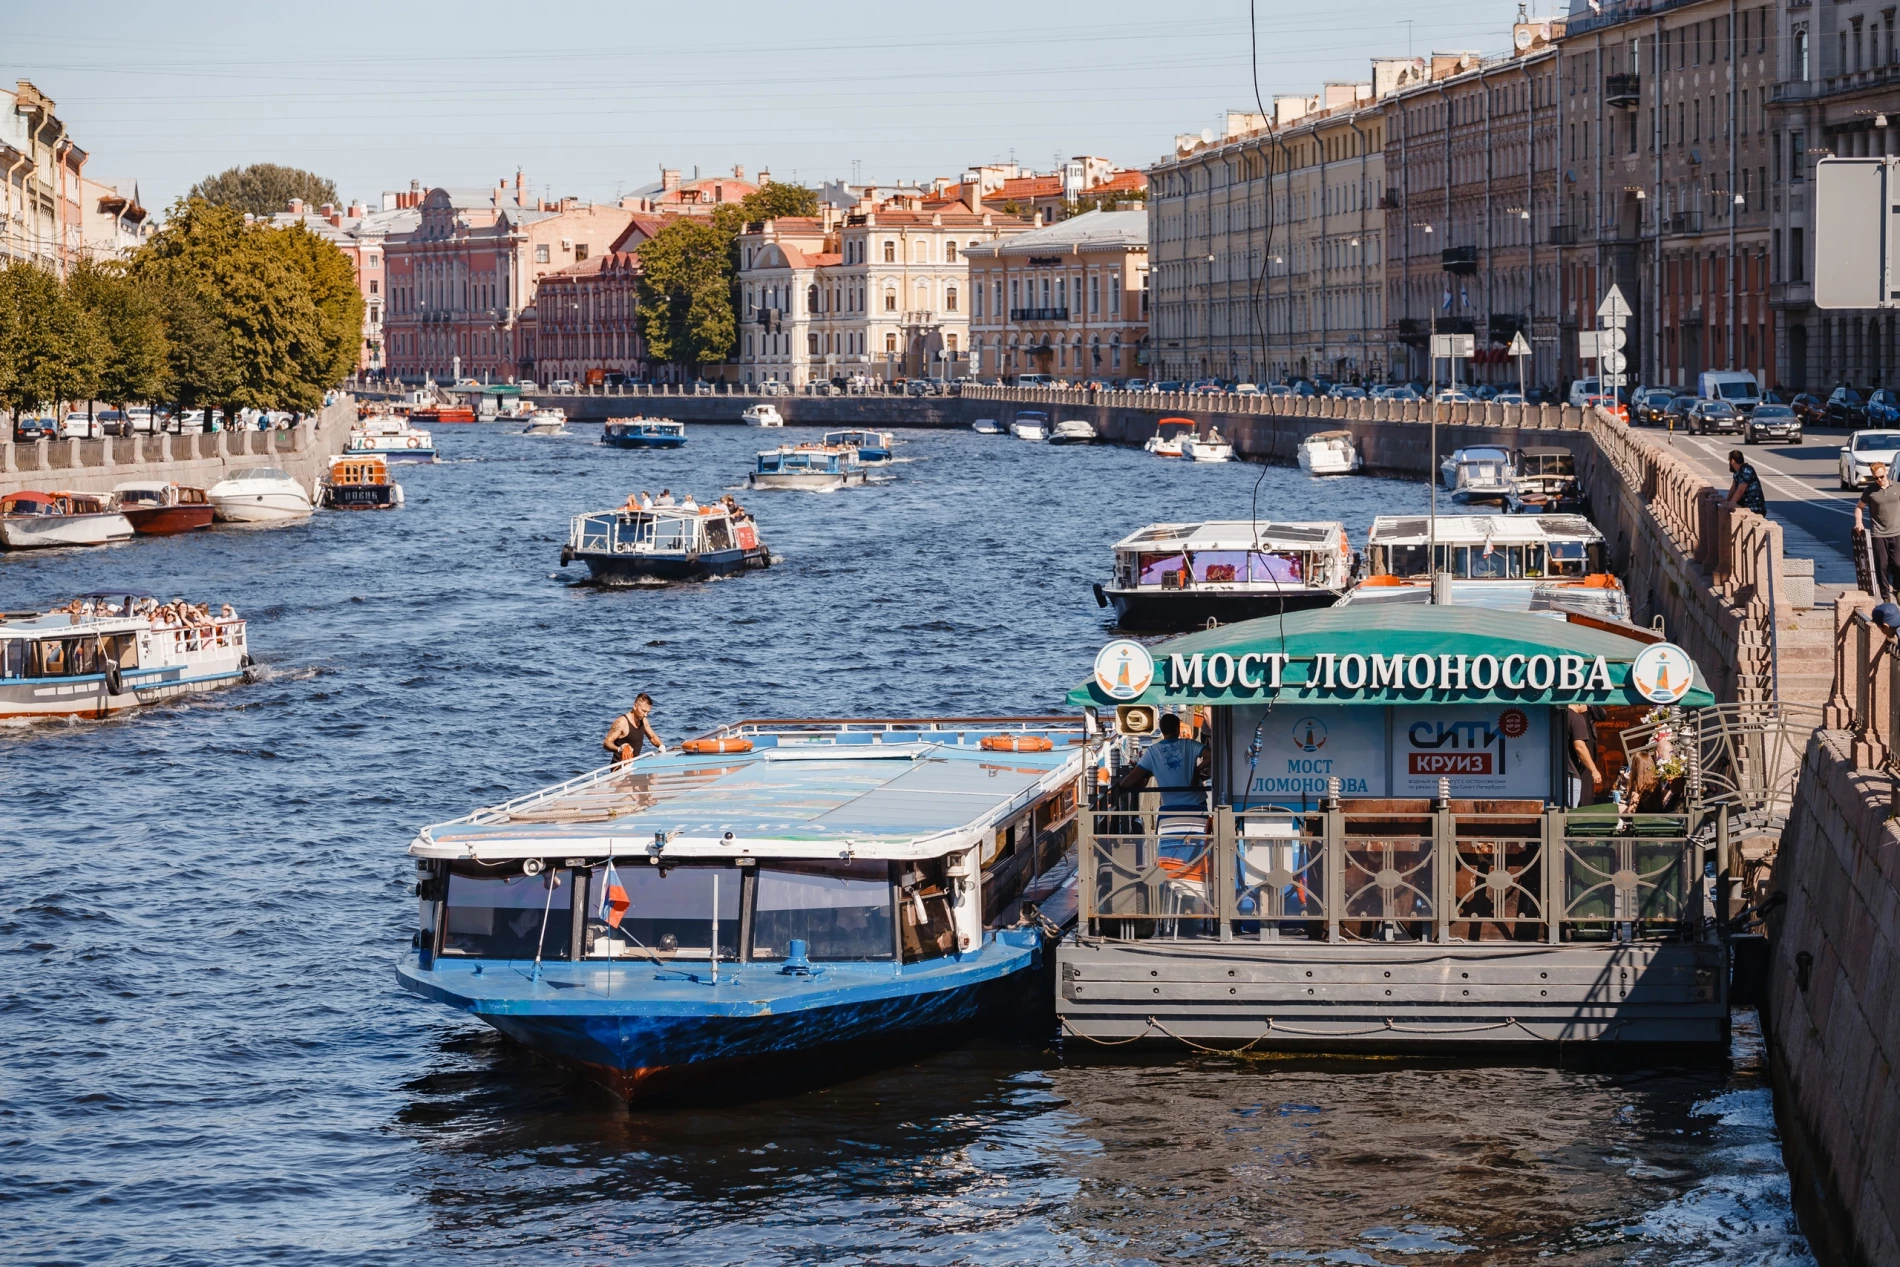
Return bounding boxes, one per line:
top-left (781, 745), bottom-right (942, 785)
top-left (532, 215), bottom-right (671, 384)
top-left (270, 197), bottom-right (418, 373)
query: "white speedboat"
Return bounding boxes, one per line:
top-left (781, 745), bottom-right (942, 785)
top-left (1297, 430), bottom-right (1361, 476)
top-left (1144, 418), bottom-right (1195, 457)
top-left (1442, 446), bottom-right (1516, 504)
top-left (743, 404), bottom-right (784, 427)
top-left (207, 466), bottom-right (315, 523)
top-left (347, 415), bottom-right (436, 462)
top-left (1048, 420), bottom-right (1097, 446)
top-left (971, 418), bottom-right (1003, 435)
top-left (0, 491), bottom-right (135, 549)
top-left (1008, 411), bottom-right (1048, 441)
top-left (522, 408), bottom-right (569, 435)
top-left (1182, 428), bottom-right (1235, 462)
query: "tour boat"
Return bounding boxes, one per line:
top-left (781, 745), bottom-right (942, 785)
top-left (1182, 428), bottom-right (1235, 462)
top-left (519, 408), bottom-right (570, 436)
top-left (1008, 411), bottom-right (1048, 441)
top-left (1505, 446), bottom-right (1586, 515)
top-left (743, 404), bottom-right (785, 427)
top-left (111, 482), bottom-right (214, 535)
top-left (206, 467), bottom-right (315, 524)
top-left (1095, 520), bottom-right (1355, 631)
top-left (410, 403), bottom-right (477, 424)
top-left (561, 500), bottom-right (770, 583)
top-left (319, 455), bottom-right (404, 510)
top-left (1048, 420), bottom-right (1098, 446)
top-left (1143, 418), bottom-right (1195, 458)
top-left (1298, 430), bottom-right (1362, 476)
top-left (346, 416), bottom-right (436, 462)
top-left (1440, 446), bottom-right (1516, 504)
top-left (749, 444), bottom-right (867, 490)
top-left (396, 717), bottom-right (1084, 1101)
top-left (0, 491), bottom-right (135, 550)
top-left (1348, 513), bottom-right (1629, 620)
top-left (971, 418), bottom-right (1003, 435)
top-left (824, 429), bottom-right (894, 464)
top-left (602, 418), bottom-right (686, 448)
top-left (0, 595), bottom-right (251, 720)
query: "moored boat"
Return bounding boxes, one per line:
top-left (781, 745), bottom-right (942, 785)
top-left (743, 404), bottom-right (785, 427)
top-left (1440, 446), bottom-right (1516, 504)
top-left (111, 482), bottom-right (214, 535)
top-left (347, 416), bottom-right (437, 462)
top-left (1348, 513), bottom-right (1629, 620)
top-left (396, 717), bottom-right (1084, 1101)
top-left (1143, 418), bottom-right (1195, 458)
top-left (1008, 410), bottom-right (1048, 441)
top-left (560, 498), bottom-right (769, 583)
top-left (824, 429), bottom-right (894, 464)
top-left (602, 417), bottom-right (686, 448)
top-left (410, 403), bottom-right (477, 424)
top-left (319, 454), bottom-right (404, 510)
top-left (206, 466), bottom-right (315, 523)
top-left (0, 491), bottom-right (135, 550)
top-left (749, 444), bottom-right (867, 490)
top-left (971, 418), bottom-right (1003, 435)
top-left (1297, 429), bottom-right (1361, 476)
top-left (1182, 427), bottom-right (1235, 462)
top-left (521, 408), bottom-right (571, 436)
top-left (1505, 446), bottom-right (1585, 514)
top-left (1047, 420), bottom-right (1098, 446)
top-left (1095, 520), bottom-right (1354, 630)
top-left (0, 593), bottom-right (251, 719)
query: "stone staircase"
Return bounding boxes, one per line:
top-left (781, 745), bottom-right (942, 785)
top-left (1771, 607), bottom-right (1838, 707)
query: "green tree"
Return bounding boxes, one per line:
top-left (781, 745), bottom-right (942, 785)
top-left (634, 219), bottom-right (736, 374)
top-left (187, 163), bottom-right (339, 218)
top-left (67, 259), bottom-right (170, 407)
top-left (709, 180), bottom-right (821, 237)
top-left (274, 223), bottom-right (365, 392)
top-left (0, 261), bottom-right (105, 418)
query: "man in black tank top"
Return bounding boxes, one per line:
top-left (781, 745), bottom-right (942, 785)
top-left (602, 693), bottom-right (663, 762)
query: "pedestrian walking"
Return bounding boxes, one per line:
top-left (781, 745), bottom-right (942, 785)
top-left (1856, 462), bottom-right (1900, 601)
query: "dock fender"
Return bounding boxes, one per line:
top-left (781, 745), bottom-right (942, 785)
top-left (559, 545), bottom-right (573, 567)
top-left (105, 660), bottom-right (123, 697)
top-left (1092, 581), bottom-right (1108, 608)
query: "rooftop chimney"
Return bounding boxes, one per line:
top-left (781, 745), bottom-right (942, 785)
top-left (661, 168), bottom-right (681, 193)
top-left (515, 168), bottom-right (526, 201)
top-left (288, 198), bottom-right (305, 214)
top-left (319, 203), bottom-right (334, 217)
top-left (733, 164), bottom-right (745, 180)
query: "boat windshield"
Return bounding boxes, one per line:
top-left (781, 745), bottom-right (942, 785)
top-left (751, 860), bottom-right (895, 962)
top-left (231, 467), bottom-right (290, 482)
top-left (439, 867), bottom-right (573, 961)
top-left (585, 864), bottom-right (740, 959)
top-left (1137, 550), bottom-right (1305, 586)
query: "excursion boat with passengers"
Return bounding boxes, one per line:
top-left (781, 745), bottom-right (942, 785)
top-left (110, 482), bottom-right (214, 535)
top-left (749, 444), bottom-right (867, 490)
top-left (1060, 607), bottom-right (1729, 1051)
top-left (346, 415), bottom-right (436, 462)
top-left (1095, 520), bottom-right (1355, 631)
top-left (0, 491), bottom-right (135, 549)
top-left (319, 455), bottom-right (404, 510)
top-left (824, 429), bottom-right (894, 464)
top-left (0, 593), bottom-right (251, 720)
top-left (602, 417), bottom-right (685, 448)
top-left (1505, 446), bottom-right (1585, 514)
top-left (560, 498), bottom-right (769, 583)
top-left (1348, 514), bottom-right (1629, 622)
top-left (397, 717), bottom-right (1086, 1101)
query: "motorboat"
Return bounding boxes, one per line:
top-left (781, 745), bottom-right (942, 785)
top-left (0, 491), bottom-right (135, 550)
top-left (1349, 513), bottom-right (1628, 621)
top-left (1505, 446), bottom-right (1585, 514)
top-left (497, 399), bottom-right (536, 422)
top-left (319, 455), bottom-right (404, 510)
top-left (347, 415), bottom-right (436, 462)
top-left (602, 418), bottom-right (686, 448)
top-left (396, 716), bottom-right (1083, 1102)
top-left (1095, 520), bottom-right (1354, 630)
top-left (1047, 420), bottom-right (1098, 446)
top-left (206, 466), bottom-right (315, 523)
top-left (1297, 429), bottom-right (1362, 476)
top-left (749, 444), bottom-right (867, 490)
top-left (1008, 410), bottom-right (1048, 441)
top-left (410, 402), bottom-right (476, 424)
top-left (111, 482), bottom-right (213, 535)
top-left (520, 408), bottom-right (570, 436)
top-left (1182, 427), bottom-right (1235, 463)
top-left (824, 429), bottom-right (894, 464)
top-left (0, 593), bottom-right (252, 720)
top-left (1439, 446), bottom-right (1516, 504)
top-left (971, 418), bottom-right (1003, 435)
top-left (561, 499), bottom-right (770, 583)
top-left (743, 403), bottom-right (785, 427)
top-left (1143, 417), bottom-right (1196, 457)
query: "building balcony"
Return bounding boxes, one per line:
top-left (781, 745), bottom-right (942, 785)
top-left (1549, 224), bottom-right (1579, 246)
top-left (1011, 307), bottom-right (1069, 322)
top-left (1605, 73), bottom-right (1640, 108)
top-left (1440, 245), bottom-right (1478, 275)
top-left (1665, 211), bottom-right (1706, 234)
top-left (901, 310), bottom-right (939, 327)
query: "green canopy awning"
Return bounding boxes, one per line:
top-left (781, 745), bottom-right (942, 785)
top-left (1069, 605), bottom-right (1714, 709)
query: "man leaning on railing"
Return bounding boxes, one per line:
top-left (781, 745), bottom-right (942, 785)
top-left (1110, 713), bottom-right (1209, 812)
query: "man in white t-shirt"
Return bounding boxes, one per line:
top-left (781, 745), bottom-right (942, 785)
top-left (1113, 714), bottom-right (1208, 811)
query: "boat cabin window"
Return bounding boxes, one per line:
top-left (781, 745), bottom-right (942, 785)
top-left (578, 514), bottom-right (614, 552)
top-left (0, 640), bottom-right (23, 678)
top-left (898, 859), bottom-right (957, 963)
top-left (585, 863), bottom-right (740, 959)
top-left (1447, 544), bottom-right (1524, 579)
top-left (650, 517), bottom-right (693, 551)
top-left (1374, 543), bottom-right (1433, 578)
top-left (439, 867), bottom-right (573, 960)
top-left (752, 860), bottom-right (895, 962)
top-left (28, 637), bottom-right (107, 677)
top-left (1547, 541), bottom-right (1599, 576)
top-left (704, 516), bottom-right (734, 551)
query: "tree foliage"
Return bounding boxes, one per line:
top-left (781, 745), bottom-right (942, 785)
top-left (67, 260), bottom-right (170, 407)
top-left (187, 163), bottom-right (340, 218)
top-left (0, 261), bottom-right (105, 417)
top-left (708, 180), bottom-right (820, 237)
top-left (634, 219), bottom-right (736, 374)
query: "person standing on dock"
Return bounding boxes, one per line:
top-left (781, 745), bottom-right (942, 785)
top-left (602, 694), bottom-right (664, 763)
top-left (1855, 462), bottom-right (1900, 602)
top-left (1564, 703), bottom-right (1603, 808)
top-left (1112, 713), bottom-right (1208, 811)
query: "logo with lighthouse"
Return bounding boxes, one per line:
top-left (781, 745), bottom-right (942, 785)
top-left (1093, 640), bottom-right (1155, 701)
top-left (1630, 642), bottom-right (1694, 704)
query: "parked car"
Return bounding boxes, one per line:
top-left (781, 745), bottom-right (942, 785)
top-left (1566, 377), bottom-right (1602, 407)
top-left (1152, 380), bottom-right (1184, 393)
top-left (1841, 429), bottom-right (1900, 488)
top-left (1688, 399), bottom-right (1742, 435)
top-left (1790, 393), bottom-right (1828, 429)
top-left (1743, 403), bottom-right (1803, 444)
top-left (1827, 386), bottom-right (1870, 427)
top-left (1327, 385), bottom-right (1369, 400)
top-left (125, 406), bottom-right (155, 434)
top-left (1494, 391), bottom-right (1526, 406)
top-left (517, 380), bottom-right (538, 392)
top-left (1631, 386), bottom-right (1678, 426)
top-left (12, 416), bottom-right (56, 441)
top-left (758, 379), bottom-right (788, 396)
top-left (60, 411), bottom-right (104, 439)
top-left (1384, 385), bottom-right (1422, 401)
top-left (1867, 387), bottom-right (1900, 424)
top-left (1186, 379), bottom-right (1224, 394)
top-left (1471, 384), bottom-right (1499, 401)
top-left (1015, 373), bottom-right (1053, 387)
top-left (549, 379), bottom-right (577, 394)
top-left (1122, 378), bottom-right (1150, 392)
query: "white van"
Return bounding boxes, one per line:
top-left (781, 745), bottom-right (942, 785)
top-left (1566, 377), bottom-right (1600, 407)
top-left (1699, 370), bottom-right (1762, 413)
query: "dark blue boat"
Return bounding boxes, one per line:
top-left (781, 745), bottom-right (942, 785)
top-left (397, 719), bottom-right (1084, 1101)
top-left (602, 418), bottom-right (687, 449)
top-left (559, 501), bottom-right (768, 583)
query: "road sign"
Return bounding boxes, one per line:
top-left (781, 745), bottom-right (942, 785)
top-left (1506, 331), bottom-right (1532, 358)
top-left (1578, 331), bottom-right (1600, 359)
top-left (1602, 349), bottom-right (1627, 375)
top-left (1598, 284), bottom-right (1632, 326)
top-left (1601, 324), bottom-right (1627, 349)
top-left (1431, 333), bottom-right (1475, 358)
top-left (1601, 372), bottom-right (1627, 387)
top-left (1814, 156), bottom-right (1897, 309)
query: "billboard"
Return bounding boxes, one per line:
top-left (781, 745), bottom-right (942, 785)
top-left (1228, 706), bottom-right (1388, 804)
top-left (1225, 704), bottom-right (1554, 805)
top-left (1390, 704), bottom-right (1550, 799)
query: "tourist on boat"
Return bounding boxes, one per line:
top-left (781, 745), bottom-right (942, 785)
top-left (602, 693), bottom-right (664, 762)
top-left (1564, 703), bottom-right (1603, 808)
top-left (639, 490), bottom-right (655, 510)
top-left (657, 489), bottom-right (675, 506)
top-left (681, 493), bottom-right (699, 511)
top-left (1111, 713), bottom-right (1209, 812)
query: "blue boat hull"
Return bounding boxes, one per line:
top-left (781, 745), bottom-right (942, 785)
top-left (602, 434), bottom-right (686, 449)
top-left (561, 544), bottom-right (769, 583)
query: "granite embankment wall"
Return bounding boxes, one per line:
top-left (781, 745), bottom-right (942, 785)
top-left (0, 397), bottom-right (356, 500)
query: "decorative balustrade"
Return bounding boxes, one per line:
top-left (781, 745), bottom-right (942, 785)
top-left (1, 423), bottom-right (307, 476)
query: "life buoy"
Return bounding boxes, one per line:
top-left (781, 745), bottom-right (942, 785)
top-left (682, 737), bottom-right (753, 754)
top-left (980, 734), bottom-right (1054, 752)
top-left (407, 436), bottom-right (422, 448)
top-left (1581, 572), bottom-right (1618, 588)
top-left (1361, 573), bottom-right (1405, 586)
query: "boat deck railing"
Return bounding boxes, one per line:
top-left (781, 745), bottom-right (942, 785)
top-left (1082, 795), bottom-right (1710, 945)
top-left (148, 621), bottom-right (246, 662)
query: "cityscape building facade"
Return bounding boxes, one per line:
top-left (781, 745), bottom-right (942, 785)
top-left (2, 80), bottom-right (86, 274)
top-left (530, 215), bottom-right (667, 385)
top-left (270, 198), bottom-right (419, 374)
top-left (963, 209), bottom-right (1149, 380)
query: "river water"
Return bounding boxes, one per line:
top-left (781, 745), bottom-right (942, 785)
top-left (2, 422), bottom-right (1815, 1265)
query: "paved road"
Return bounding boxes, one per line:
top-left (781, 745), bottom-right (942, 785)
top-left (1631, 422), bottom-right (1861, 587)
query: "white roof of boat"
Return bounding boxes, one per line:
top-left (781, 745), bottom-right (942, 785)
top-left (0, 610), bottom-right (148, 636)
top-left (1366, 514), bottom-right (1603, 545)
top-left (1114, 520), bottom-right (1347, 552)
top-left (579, 501), bottom-right (729, 520)
top-left (411, 723), bottom-right (1084, 862)
top-left (112, 479), bottom-right (175, 492)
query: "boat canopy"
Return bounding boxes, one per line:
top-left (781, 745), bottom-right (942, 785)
top-left (1067, 606), bottom-right (1713, 709)
top-left (412, 722), bottom-right (1083, 862)
top-left (1306, 430), bottom-right (1354, 442)
top-left (1113, 520), bottom-right (1346, 555)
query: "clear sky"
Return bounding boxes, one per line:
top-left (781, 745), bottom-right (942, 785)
top-left (12, 0), bottom-right (1553, 212)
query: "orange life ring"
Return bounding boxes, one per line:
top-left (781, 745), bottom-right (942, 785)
top-left (1361, 573), bottom-right (1405, 586)
top-left (682, 737), bottom-right (753, 754)
top-left (1581, 572), bottom-right (1618, 588)
top-left (407, 436), bottom-right (422, 448)
top-left (980, 734), bottom-right (1054, 752)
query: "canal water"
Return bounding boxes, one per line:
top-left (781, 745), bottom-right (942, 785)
top-left (3, 423), bottom-right (1814, 1265)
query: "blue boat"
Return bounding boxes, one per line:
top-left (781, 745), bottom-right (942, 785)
top-left (397, 718), bottom-right (1084, 1101)
top-left (748, 444), bottom-right (866, 490)
top-left (602, 418), bottom-right (687, 449)
top-left (559, 500), bottom-right (770, 583)
top-left (823, 428), bottom-right (894, 464)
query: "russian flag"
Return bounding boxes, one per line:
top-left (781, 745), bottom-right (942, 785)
top-left (599, 860), bottom-right (631, 929)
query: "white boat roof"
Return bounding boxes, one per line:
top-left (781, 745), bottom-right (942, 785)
top-left (579, 501), bottom-right (729, 520)
top-left (411, 721), bottom-right (1084, 862)
top-left (0, 610), bottom-right (149, 638)
top-left (1366, 514), bottom-right (1604, 546)
top-left (1114, 520), bottom-right (1348, 553)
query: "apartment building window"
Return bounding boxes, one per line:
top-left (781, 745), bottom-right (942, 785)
top-left (885, 333), bottom-right (897, 353)
top-left (574, 243), bottom-right (589, 262)
top-left (884, 288), bottom-right (897, 311)
top-left (1089, 274), bottom-right (1100, 315)
top-left (1010, 278), bottom-right (1020, 311)
top-left (1791, 131), bottom-right (1806, 182)
top-left (945, 241), bottom-right (958, 263)
top-left (973, 281), bottom-right (984, 319)
top-left (1795, 27), bottom-right (1810, 80)
top-left (1791, 226), bottom-right (1805, 281)
top-left (1772, 230), bottom-right (1781, 282)
top-left (883, 240), bottom-right (895, 263)
top-left (1694, 99), bottom-right (1702, 142)
top-left (945, 286), bottom-right (958, 313)
top-left (369, 280), bottom-right (379, 295)
top-left (535, 244), bottom-right (550, 263)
